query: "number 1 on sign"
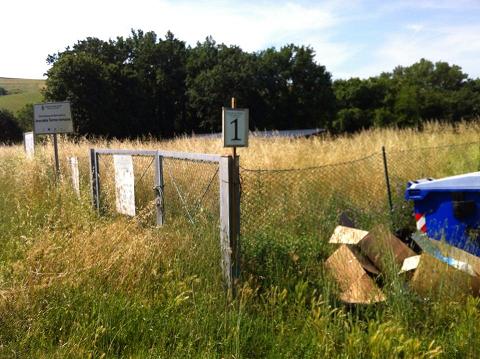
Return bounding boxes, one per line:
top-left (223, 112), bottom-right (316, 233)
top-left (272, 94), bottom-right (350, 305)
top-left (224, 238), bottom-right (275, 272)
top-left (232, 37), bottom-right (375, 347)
top-left (222, 107), bottom-right (248, 147)
top-left (231, 118), bottom-right (240, 141)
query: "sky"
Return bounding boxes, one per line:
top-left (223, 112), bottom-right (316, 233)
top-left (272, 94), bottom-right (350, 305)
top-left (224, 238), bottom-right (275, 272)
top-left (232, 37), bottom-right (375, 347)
top-left (2, 0), bottom-right (480, 80)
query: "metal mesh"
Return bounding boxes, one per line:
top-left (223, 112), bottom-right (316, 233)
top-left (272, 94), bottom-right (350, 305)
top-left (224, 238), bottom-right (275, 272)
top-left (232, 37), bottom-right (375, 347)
top-left (59, 153), bottom-right (92, 197)
top-left (97, 154), bottom-right (157, 221)
top-left (240, 142), bottom-right (480, 244)
top-left (96, 153), bottom-right (220, 227)
top-left (387, 142), bottom-right (480, 230)
top-left (240, 154), bottom-right (389, 243)
top-left (162, 157), bottom-right (219, 226)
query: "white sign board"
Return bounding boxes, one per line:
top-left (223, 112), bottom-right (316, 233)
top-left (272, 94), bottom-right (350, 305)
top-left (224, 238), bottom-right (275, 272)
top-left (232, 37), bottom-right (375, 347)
top-left (113, 155), bottom-right (136, 217)
top-left (23, 132), bottom-right (34, 158)
top-left (33, 102), bottom-right (73, 134)
top-left (222, 108), bottom-right (249, 147)
top-left (69, 156), bottom-right (80, 197)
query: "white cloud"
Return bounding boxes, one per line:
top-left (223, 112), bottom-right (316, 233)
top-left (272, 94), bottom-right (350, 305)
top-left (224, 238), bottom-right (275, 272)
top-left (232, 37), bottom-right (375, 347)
top-left (378, 0), bottom-right (480, 12)
top-left (352, 24), bottom-right (480, 79)
top-left (405, 24), bottom-right (424, 32)
top-left (2, 0), bottom-right (479, 80)
top-left (0, 0), bottom-right (351, 78)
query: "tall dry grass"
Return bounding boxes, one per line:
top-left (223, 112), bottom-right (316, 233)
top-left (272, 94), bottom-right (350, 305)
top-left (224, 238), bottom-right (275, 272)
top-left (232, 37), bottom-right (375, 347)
top-left (0, 121), bottom-right (479, 357)
top-left (31, 120), bottom-right (480, 170)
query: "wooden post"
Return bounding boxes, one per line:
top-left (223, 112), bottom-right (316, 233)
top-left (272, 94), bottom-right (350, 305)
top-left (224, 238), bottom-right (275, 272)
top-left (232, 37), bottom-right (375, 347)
top-left (232, 154), bottom-right (241, 282)
top-left (89, 148), bottom-right (100, 213)
top-left (154, 152), bottom-right (165, 226)
top-left (231, 97), bottom-right (237, 159)
top-left (53, 133), bottom-right (60, 181)
top-left (219, 155), bottom-right (241, 295)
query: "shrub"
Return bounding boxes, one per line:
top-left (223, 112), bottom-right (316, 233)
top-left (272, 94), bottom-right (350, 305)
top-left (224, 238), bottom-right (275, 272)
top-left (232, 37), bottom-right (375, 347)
top-left (0, 109), bottom-right (22, 144)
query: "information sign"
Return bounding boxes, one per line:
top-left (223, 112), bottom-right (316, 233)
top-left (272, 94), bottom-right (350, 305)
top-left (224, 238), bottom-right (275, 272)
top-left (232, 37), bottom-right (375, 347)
top-left (34, 102), bottom-right (73, 134)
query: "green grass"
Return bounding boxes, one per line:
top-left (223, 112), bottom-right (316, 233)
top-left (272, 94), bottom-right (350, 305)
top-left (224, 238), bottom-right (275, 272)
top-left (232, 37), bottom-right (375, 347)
top-left (0, 77), bottom-right (45, 93)
top-left (0, 77), bottom-right (45, 113)
top-left (1, 134), bottom-right (480, 357)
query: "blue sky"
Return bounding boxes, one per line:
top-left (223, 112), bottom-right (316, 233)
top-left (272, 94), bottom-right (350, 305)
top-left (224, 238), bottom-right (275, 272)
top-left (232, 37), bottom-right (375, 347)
top-left (2, 0), bottom-right (480, 79)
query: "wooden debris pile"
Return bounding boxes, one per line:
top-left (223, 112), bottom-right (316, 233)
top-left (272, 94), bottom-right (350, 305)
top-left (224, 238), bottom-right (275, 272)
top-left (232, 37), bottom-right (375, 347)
top-left (325, 226), bottom-right (480, 304)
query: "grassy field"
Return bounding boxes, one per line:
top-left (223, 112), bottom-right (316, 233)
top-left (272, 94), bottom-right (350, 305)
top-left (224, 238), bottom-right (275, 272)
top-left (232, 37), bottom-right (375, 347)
top-left (0, 77), bottom-right (45, 113)
top-left (0, 122), bottom-right (480, 358)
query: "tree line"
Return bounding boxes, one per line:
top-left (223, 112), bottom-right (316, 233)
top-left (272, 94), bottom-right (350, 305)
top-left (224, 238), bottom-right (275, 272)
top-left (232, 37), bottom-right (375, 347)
top-left (1, 30), bottom-right (480, 142)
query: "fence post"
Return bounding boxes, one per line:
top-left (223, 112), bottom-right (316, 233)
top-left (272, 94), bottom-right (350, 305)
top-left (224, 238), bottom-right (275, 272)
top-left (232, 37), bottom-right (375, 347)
top-left (232, 155), bottom-right (241, 282)
top-left (89, 148), bottom-right (100, 213)
top-left (382, 146), bottom-right (394, 214)
top-left (219, 155), bottom-right (241, 295)
top-left (154, 152), bottom-right (165, 226)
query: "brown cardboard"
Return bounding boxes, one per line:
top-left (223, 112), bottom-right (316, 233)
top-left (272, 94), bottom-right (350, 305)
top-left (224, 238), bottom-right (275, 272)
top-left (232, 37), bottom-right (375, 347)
top-left (410, 253), bottom-right (480, 298)
top-left (339, 273), bottom-right (386, 304)
top-left (329, 226), bottom-right (369, 245)
top-left (359, 231), bottom-right (416, 272)
top-left (328, 225), bottom-right (416, 272)
top-left (325, 244), bottom-right (385, 304)
top-left (399, 255), bottom-right (421, 274)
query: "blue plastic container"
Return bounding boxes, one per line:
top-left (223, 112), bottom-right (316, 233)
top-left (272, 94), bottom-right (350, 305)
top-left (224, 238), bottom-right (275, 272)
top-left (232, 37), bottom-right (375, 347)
top-left (405, 172), bottom-right (480, 256)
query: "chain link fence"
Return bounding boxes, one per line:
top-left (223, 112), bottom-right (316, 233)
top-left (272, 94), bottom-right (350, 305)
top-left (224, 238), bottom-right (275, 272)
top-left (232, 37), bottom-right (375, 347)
top-left (95, 152), bottom-right (220, 228)
top-left (387, 141), bottom-right (480, 231)
top-left (162, 157), bottom-right (219, 226)
top-left (239, 142), bottom-right (480, 282)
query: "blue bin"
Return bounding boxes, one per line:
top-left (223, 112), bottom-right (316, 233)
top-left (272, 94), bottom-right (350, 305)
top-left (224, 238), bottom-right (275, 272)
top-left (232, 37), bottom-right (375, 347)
top-left (405, 172), bottom-right (480, 256)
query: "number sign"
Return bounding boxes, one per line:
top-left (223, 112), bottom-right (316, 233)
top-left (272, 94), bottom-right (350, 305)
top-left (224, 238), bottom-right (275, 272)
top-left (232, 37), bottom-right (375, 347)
top-left (222, 107), bottom-right (249, 147)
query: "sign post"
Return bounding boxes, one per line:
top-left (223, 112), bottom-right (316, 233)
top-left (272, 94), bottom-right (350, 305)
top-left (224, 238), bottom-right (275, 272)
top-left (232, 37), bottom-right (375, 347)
top-left (221, 98), bottom-right (248, 295)
top-left (33, 102), bottom-right (73, 181)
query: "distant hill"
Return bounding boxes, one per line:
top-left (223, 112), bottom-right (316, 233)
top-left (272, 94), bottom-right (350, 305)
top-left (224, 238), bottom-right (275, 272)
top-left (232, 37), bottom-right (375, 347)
top-left (0, 77), bottom-right (45, 113)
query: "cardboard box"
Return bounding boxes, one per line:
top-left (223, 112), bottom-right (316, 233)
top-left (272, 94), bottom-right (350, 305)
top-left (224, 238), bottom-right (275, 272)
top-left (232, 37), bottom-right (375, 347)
top-left (329, 226), bottom-right (368, 245)
top-left (409, 253), bottom-right (480, 298)
top-left (329, 225), bottom-right (416, 272)
top-left (325, 244), bottom-right (385, 304)
top-left (359, 231), bottom-right (416, 272)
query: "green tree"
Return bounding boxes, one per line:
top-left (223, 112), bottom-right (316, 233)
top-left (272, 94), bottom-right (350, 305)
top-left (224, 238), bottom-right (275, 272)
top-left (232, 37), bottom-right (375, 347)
top-left (0, 87), bottom-right (7, 96)
top-left (391, 59), bottom-right (478, 122)
top-left (254, 45), bottom-right (334, 130)
top-left (333, 59), bottom-right (480, 131)
top-left (16, 103), bottom-right (34, 132)
top-left (333, 77), bottom-right (391, 131)
top-left (0, 109), bottom-right (22, 144)
top-left (46, 30), bottom-right (189, 138)
top-left (45, 51), bottom-right (116, 136)
top-left (332, 108), bottom-right (366, 133)
top-left (186, 40), bottom-right (256, 131)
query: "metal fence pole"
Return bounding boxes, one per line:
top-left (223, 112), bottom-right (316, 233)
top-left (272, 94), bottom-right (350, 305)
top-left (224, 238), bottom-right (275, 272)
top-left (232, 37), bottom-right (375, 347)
top-left (382, 146), bottom-right (394, 214)
top-left (219, 155), bottom-right (240, 295)
top-left (154, 152), bottom-right (165, 226)
top-left (89, 148), bottom-right (100, 213)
